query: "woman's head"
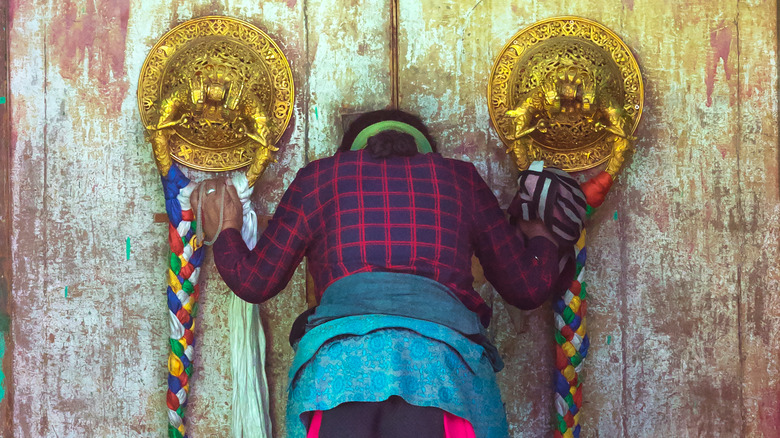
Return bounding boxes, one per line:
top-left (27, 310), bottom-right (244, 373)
top-left (339, 110), bottom-right (437, 158)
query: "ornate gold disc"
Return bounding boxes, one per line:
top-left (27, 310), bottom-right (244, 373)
top-left (488, 17), bottom-right (643, 172)
top-left (138, 16), bottom-right (294, 173)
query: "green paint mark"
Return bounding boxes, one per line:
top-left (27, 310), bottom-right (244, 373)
top-left (606, 335), bottom-right (612, 345)
top-left (0, 97), bottom-right (6, 104)
top-left (0, 336), bottom-right (5, 401)
top-left (126, 237), bottom-right (131, 261)
top-left (585, 205), bottom-right (595, 218)
top-left (314, 106), bottom-right (319, 120)
top-left (64, 286), bottom-right (68, 297)
top-left (613, 210), bottom-right (618, 221)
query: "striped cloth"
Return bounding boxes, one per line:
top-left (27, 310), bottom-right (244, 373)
top-left (509, 161), bottom-right (587, 245)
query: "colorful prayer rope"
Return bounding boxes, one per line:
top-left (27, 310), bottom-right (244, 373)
top-left (161, 165), bottom-right (203, 438)
top-left (553, 170), bottom-right (614, 438)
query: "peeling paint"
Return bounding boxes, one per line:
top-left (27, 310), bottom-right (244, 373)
top-left (400, 1), bottom-right (778, 437)
top-left (0, 336), bottom-right (5, 401)
top-left (705, 24), bottom-right (734, 107)
top-left (48, 0), bottom-right (131, 115)
top-left (6, 0), bottom-right (780, 437)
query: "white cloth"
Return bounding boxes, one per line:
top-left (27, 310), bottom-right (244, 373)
top-left (228, 174), bottom-right (273, 438)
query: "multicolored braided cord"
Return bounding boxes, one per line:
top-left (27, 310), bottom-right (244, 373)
top-left (162, 165), bottom-right (203, 438)
top-left (553, 227), bottom-right (589, 438)
top-left (553, 170), bottom-right (614, 438)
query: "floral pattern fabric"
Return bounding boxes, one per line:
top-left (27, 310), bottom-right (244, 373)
top-left (286, 315), bottom-right (509, 438)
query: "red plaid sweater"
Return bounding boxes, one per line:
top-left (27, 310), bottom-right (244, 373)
top-left (213, 149), bottom-right (562, 326)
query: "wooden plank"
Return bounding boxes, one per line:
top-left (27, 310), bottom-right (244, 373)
top-left (262, 0), bottom-right (394, 434)
top-left (398, 1), bottom-right (751, 437)
top-left (616, 0), bottom-right (744, 436)
top-left (396, 1), bottom-right (630, 436)
top-left (736, 1), bottom-right (780, 437)
top-left (8, 0), bottom-right (310, 436)
top-left (397, 1), bottom-right (543, 435)
top-left (177, 3), bottom-right (310, 436)
top-left (8, 0), bottom-right (50, 436)
top-left (0, 0), bottom-right (12, 433)
top-left (305, 0), bottom-right (393, 162)
top-left (34, 1), bottom-right (182, 434)
top-left (9, 0), bottom-right (393, 435)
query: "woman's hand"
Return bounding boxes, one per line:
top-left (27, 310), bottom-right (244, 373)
top-left (516, 219), bottom-right (559, 248)
top-left (190, 177), bottom-right (243, 243)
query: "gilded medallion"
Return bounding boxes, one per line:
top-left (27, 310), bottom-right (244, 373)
top-left (138, 16), bottom-right (294, 182)
top-left (488, 17), bottom-right (643, 172)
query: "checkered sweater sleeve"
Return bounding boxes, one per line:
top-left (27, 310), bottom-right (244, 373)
top-left (212, 154), bottom-right (566, 316)
top-left (212, 169), bottom-right (311, 304)
top-left (467, 163), bottom-right (562, 310)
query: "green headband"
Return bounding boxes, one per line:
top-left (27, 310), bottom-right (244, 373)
top-left (350, 121), bottom-right (433, 153)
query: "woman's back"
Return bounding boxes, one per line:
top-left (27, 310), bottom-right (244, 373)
top-left (305, 150), bottom-right (478, 299)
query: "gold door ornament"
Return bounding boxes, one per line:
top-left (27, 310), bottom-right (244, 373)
top-left (488, 16), bottom-right (643, 174)
top-left (137, 16), bottom-right (294, 185)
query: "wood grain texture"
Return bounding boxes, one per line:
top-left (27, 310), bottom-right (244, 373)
top-left (305, 0), bottom-right (392, 161)
top-left (397, 0), bottom-right (778, 437)
top-left (8, 0), bottom-right (392, 436)
top-left (10, 1), bottom-right (54, 435)
top-left (6, 0), bottom-right (779, 437)
top-left (0, 0), bottom-right (13, 433)
top-left (736, 1), bottom-right (780, 437)
top-left (6, 0), bottom-right (313, 436)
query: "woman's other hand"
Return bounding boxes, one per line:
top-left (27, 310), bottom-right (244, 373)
top-left (516, 219), bottom-right (558, 248)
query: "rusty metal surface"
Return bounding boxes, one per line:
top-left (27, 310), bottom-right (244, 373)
top-left (6, 0), bottom-right (779, 437)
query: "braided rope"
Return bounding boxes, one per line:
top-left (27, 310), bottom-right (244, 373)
top-left (160, 168), bottom-right (272, 437)
top-left (162, 165), bottom-right (202, 438)
top-left (553, 171), bottom-right (613, 438)
top-left (553, 228), bottom-right (589, 438)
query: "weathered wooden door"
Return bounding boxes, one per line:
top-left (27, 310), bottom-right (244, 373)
top-left (4, 0), bottom-right (779, 437)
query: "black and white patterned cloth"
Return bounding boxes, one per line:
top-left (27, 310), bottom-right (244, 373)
top-left (509, 161), bottom-right (587, 245)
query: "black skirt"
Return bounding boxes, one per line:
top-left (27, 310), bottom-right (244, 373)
top-left (315, 396), bottom-right (445, 438)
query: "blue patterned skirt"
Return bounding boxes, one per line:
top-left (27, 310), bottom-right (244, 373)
top-left (286, 314), bottom-right (509, 438)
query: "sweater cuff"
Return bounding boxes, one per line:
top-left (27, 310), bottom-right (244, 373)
top-left (212, 227), bottom-right (247, 258)
top-left (527, 236), bottom-right (574, 299)
top-left (526, 235), bottom-right (559, 259)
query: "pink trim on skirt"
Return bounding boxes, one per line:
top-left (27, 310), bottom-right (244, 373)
top-left (305, 410), bottom-right (475, 438)
top-left (443, 412), bottom-right (477, 438)
top-left (306, 411), bottom-right (323, 438)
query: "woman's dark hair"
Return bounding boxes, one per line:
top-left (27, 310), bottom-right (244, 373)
top-left (338, 109), bottom-right (437, 158)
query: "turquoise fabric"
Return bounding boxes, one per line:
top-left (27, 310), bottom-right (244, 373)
top-left (306, 272), bottom-right (483, 334)
top-left (286, 315), bottom-right (509, 438)
top-left (285, 272), bottom-right (510, 437)
top-left (303, 272), bottom-right (504, 371)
